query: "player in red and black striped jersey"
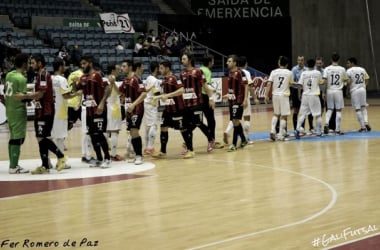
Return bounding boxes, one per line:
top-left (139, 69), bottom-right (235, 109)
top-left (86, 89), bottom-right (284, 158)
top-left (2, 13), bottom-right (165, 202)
top-left (29, 53), bottom-right (67, 174)
top-left (179, 52), bottom-right (214, 159)
top-left (77, 54), bottom-right (111, 168)
top-left (152, 60), bottom-right (186, 158)
top-left (224, 54), bottom-right (248, 151)
top-left (119, 61), bottom-right (147, 165)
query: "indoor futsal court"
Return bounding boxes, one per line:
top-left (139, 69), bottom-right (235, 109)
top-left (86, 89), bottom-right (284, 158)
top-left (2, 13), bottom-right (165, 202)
top-left (0, 100), bottom-right (379, 250)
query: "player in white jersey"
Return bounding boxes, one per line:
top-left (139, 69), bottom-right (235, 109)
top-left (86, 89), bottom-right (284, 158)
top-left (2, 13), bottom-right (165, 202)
top-left (143, 61), bottom-right (162, 155)
top-left (346, 57), bottom-right (371, 132)
top-left (322, 53), bottom-right (348, 135)
top-left (51, 58), bottom-right (81, 168)
top-left (265, 56), bottom-right (294, 141)
top-left (295, 59), bottom-right (323, 139)
top-left (106, 63), bottom-right (123, 161)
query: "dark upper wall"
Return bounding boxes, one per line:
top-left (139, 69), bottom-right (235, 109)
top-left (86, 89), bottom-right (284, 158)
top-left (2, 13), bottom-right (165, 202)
top-left (290, 0), bottom-right (380, 91)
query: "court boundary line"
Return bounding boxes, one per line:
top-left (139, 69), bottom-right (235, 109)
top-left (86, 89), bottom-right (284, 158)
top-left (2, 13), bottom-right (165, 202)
top-left (187, 159), bottom-right (338, 250)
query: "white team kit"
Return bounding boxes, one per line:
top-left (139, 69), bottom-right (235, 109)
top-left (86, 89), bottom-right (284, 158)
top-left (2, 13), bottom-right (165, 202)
top-left (346, 66), bottom-right (369, 110)
top-left (143, 75), bottom-right (162, 126)
top-left (106, 81), bottom-right (122, 132)
top-left (268, 68), bottom-right (294, 116)
top-left (323, 65), bottom-right (348, 110)
top-left (297, 69), bottom-right (323, 116)
top-left (241, 69), bottom-right (253, 116)
top-left (51, 75), bottom-right (71, 139)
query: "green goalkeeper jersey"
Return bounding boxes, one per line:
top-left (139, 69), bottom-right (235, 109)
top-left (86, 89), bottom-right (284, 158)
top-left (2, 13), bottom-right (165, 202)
top-left (5, 70), bottom-right (27, 118)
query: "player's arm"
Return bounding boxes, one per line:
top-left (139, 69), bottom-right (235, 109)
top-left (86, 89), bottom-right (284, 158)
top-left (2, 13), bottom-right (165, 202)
top-left (14, 90), bottom-right (44, 101)
top-left (158, 86), bottom-right (184, 101)
top-left (127, 90), bottom-right (147, 113)
top-left (264, 80), bottom-right (272, 104)
top-left (96, 79), bottom-right (111, 115)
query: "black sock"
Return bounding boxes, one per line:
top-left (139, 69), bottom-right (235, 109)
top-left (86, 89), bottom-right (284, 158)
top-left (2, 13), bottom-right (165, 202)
top-left (90, 134), bottom-right (103, 161)
top-left (198, 123), bottom-right (212, 142)
top-left (43, 138), bottom-right (64, 158)
top-left (131, 136), bottom-right (142, 156)
top-left (181, 130), bottom-right (193, 151)
top-left (99, 133), bottom-right (110, 160)
top-left (160, 131), bottom-right (168, 153)
top-left (236, 123), bottom-right (246, 142)
top-left (308, 114), bottom-right (314, 130)
top-left (38, 139), bottom-right (49, 168)
top-left (292, 113), bottom-right (298, 131)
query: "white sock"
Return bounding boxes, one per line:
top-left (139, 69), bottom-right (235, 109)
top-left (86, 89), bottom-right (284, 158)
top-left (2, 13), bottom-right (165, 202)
top-left (225, 120), bottom-right (233, 134)
top-left (147, 125), bottom-right (157, 149)
top-left (243, 120), bottom-right (250, 139)
top-left (315, 115), bottom-right (322, 134)
top-left (325, 109), bottom-right (332, 125)
top-left (280, 119), bottom-right (287, 136)
top-left (296, 115), bottom-right (305, 131)
top-left (55, 138), bottom-right (65, 153)
top-left (82, 134), bottom-right (93, 159)
top-left (110, 132), bottom-right (119, 156)
top-left (361, 107), bottom-right (369, 124)
top-left (356, 110), bottom-right (364, 128)
top-left (271, 116), bottom-right (278, 134)
top-left (336, 111), bottom-right (342, 131)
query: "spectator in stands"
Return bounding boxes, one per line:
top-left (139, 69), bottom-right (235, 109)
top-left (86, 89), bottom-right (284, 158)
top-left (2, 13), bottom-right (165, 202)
top-left (115, 39), bottom-right (124, 51)
top-left (69, 44), bottom-right (82, 67)
top-left (56, 45), bottom-right (71, 65)
top-left (1, 34), bottom-right (20, 70)
top-left (169, 38), bottom-right (182, 57)
top-left (133, 35), bottom-right (144, 56)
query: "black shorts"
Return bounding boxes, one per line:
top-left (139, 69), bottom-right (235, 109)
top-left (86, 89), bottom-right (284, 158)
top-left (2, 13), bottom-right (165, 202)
top-left (34, 115), bottom-right (54, 138)
top-left (183, 106), bottom-right (203, 128)
top-left (161, 110), bottom-right (185, 130)
top-left (126, 113), bottom-right (143, 130)
top-left (87, 113), bottom-right (107, 135)
top-left (229, 104), bottom-right (244, 120)
top-left (290, 87), bottom-right (301, 109)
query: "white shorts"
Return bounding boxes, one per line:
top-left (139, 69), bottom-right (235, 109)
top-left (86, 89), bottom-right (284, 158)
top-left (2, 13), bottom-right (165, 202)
top-left (272, 95), bottom-right (290, 116)
top-left (351, 88), bottom-right (366, 110)
top-left (243, 103), bottom-right (251, 116)
top-left (52, 119), bottom-right (68, 139)
top-left (107, 117), bottom-right (122, 131)
top-left (299, 95), bottom-right (321, 116)
top-left (143, 103), bottom-right (159, 127)
top-left (326, 89), bottom-right (344, 110)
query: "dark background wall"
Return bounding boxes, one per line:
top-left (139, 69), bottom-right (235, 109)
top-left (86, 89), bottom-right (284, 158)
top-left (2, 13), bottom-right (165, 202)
top-left (290, 0), bottom-right (379, 91)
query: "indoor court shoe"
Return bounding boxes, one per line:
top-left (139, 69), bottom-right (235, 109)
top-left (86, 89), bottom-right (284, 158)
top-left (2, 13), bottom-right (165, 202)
top-left (143, 148), bottom-right (155, 155)
top-left (56, 156), bottom-right (67, 171)
top-left (31, 166), bottom-right (49, 175)
top-left (335, 131), bottom-right (344, 135)
top-left (223, 132), bottom-right (229, 145)
top-left (110, 154), bottom-right (123, 161)
top-left (81, 156), bottom-right (96, 164)
top-left (183, 151), bottom-right (195, 159)
top-left (89, 160), bottom-right (102, 168)
top-left (207, 140), bottom-right (215, 152)
top-left (152, 151), bottom-right (166, 158)
top-left (295, 130), bottom-right (300, 139)
top-left (214, 141), bottom-right (224, 149)
top-left (9, 166), bottom-right (29, 174)
top-left (100, 159), bottom-right (111, 168)
top-left (270, 133), bottom-right (276, 141)
top-left (227, 145), bottom-right (237, 152)
top-left (240, 140), bottom-right (248, 148)
top-left (134, 156), bottom-right (143, 165)
top-left (323, 125), bottom-right (329, 134)
top-left (358, 127), bottom-right (367, 132)
top-left (181, 142), bottom-right (188, 155)
top-left (365, 124), bottom-right (371, 131)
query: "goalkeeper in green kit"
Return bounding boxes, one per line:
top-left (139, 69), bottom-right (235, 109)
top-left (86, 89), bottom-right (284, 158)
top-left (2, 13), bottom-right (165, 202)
top-left (4, 53), bottom-right (40, 174)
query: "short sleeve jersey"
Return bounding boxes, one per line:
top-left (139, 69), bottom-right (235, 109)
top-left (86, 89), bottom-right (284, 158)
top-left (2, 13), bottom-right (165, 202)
top-left (77, 71), bottom-right (107, 117)
top-left (346, 66), bottom-right (369, 93)
top-left (34, 69), bottom-right (54, 119)
top-left (179, 67), bottom-right (206, 107)
top-left (4, 70), bottom-right (27, 118)
top-left (268, 68), bottom-right (294, 97)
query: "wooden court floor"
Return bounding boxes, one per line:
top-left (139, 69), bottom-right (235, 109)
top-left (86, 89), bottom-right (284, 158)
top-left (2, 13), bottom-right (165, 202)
top-left (0, 100), bottom-right (379, 250)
